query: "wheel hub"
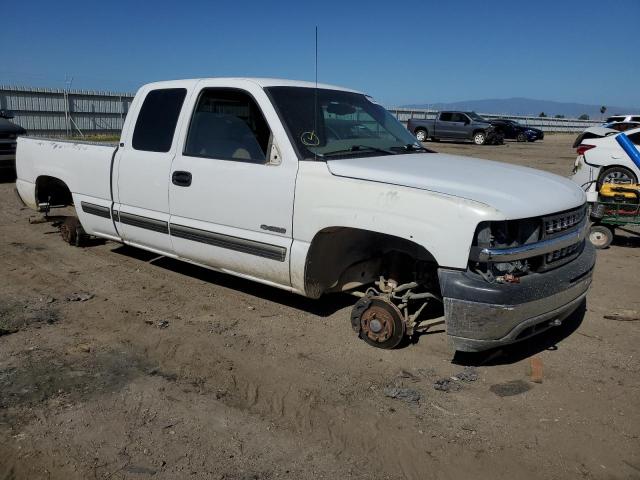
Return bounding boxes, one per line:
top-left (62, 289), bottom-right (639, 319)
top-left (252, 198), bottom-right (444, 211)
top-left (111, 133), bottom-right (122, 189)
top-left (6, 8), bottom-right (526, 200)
top-left (361, 303), bottom-right (394, 343)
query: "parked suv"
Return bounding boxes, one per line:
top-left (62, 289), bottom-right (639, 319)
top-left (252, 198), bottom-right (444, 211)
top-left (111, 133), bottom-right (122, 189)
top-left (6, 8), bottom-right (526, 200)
top-left (407, 111), bottom-right (503, 145)
top-left (0, 110), bottom-right (27, 173)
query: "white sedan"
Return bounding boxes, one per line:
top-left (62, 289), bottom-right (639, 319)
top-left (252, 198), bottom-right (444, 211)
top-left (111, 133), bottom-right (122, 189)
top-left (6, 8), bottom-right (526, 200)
top-left (571, 127), bottom-right (640, 201)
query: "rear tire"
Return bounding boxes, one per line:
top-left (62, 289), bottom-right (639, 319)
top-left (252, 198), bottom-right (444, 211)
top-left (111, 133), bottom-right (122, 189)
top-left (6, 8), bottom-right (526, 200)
top-left (60, 216), bottom-right (88, 247)
top-left (597, 166), bottom-right (637, 190)
top-left (473, 131), bottom-right (486, 145)
top-left (589, 224), bottom-right (614, 249)
top-left (414, 129), bottom-right (428, 142)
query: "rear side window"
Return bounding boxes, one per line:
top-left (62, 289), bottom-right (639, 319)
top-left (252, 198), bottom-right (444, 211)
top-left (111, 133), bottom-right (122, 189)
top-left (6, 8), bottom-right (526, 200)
top-left (132, 88), bottom-right (187, 152)
top-left (631, 116), bottom-right (640, 122)
top-left (627, 132), bottom-right (640, 145)
top-left (184, 88), bottom-right (271, 163)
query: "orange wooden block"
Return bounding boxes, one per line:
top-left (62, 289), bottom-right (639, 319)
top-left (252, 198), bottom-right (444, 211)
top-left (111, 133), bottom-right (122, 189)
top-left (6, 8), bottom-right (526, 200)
top-left (530, 356), bottom-right (543, 383)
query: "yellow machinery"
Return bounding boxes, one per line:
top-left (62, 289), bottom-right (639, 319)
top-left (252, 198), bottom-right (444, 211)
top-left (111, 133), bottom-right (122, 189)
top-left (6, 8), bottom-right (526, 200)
top-left (588, 182), bottom-right (640, 249)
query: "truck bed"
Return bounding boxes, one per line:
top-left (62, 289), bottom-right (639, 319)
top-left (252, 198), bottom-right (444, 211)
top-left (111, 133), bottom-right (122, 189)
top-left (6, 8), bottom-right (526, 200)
top-left (15, 136), bottom-right (117, 214)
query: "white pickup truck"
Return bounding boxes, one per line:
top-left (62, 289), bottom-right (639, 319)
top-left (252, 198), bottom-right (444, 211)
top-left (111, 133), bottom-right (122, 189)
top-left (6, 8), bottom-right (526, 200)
top-left (16, 78), bottom-right (595, 351)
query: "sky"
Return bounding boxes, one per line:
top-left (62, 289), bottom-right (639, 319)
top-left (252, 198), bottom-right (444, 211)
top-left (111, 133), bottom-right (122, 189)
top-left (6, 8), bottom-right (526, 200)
top-left (2, 0), bottom-right (639, 108)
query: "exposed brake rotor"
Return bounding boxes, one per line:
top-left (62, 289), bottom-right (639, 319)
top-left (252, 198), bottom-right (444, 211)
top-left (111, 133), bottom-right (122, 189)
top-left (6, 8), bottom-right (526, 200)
top-left (353, 297), bottom-right (405, 348)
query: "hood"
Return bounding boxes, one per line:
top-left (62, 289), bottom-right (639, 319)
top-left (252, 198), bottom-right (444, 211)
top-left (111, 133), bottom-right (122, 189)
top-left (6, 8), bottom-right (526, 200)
top-left (326, 153), bottom-right (585, 219)
top-left (0, 118), bottom-right (26, 135)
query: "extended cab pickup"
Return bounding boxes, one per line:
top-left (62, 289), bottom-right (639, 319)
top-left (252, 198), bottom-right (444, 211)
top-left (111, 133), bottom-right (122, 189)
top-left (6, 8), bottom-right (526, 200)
top-left (408, 111), bottom-right (502, 145)
top-left (16, 78), bottom-right (595, 352)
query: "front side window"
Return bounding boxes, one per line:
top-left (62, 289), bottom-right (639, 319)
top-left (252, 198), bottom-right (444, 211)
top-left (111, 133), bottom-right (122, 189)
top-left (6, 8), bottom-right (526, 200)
top-left (450, 113), bottom-right (467, 123)
top-left (132, 88), bottom-right (186, 152)
top-left (467, 112), bottom-right (487, 122)
top-left (184, 89), bottom-right (271, 163)
top-left (266, 87), bottom-right (426, 160)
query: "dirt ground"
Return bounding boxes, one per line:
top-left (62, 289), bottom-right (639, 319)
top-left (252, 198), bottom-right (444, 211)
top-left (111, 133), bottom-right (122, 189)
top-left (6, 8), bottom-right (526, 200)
top-left (1, 134), bottom-right (639, 480)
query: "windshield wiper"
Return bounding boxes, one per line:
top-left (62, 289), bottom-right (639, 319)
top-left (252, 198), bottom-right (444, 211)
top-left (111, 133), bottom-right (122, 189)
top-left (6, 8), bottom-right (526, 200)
top-left (318, 145), bottom-right (396, 158)
top-left (393, 143), bottom-right (433, 153)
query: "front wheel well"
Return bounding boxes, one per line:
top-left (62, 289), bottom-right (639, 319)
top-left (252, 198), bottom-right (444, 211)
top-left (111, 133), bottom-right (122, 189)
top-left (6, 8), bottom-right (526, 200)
top-left (35, 176), bottom-right (73, 207)
top-left (303, 227), bottom-right (439, 299)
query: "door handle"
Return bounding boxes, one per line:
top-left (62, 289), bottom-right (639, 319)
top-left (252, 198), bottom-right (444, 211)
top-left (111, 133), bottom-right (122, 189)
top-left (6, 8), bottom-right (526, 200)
top-left (172, 171), bottom-right (192, 187)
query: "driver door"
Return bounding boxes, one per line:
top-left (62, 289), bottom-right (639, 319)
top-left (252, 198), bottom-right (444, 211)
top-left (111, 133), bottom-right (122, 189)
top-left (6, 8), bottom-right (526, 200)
top-left (168, 81), bottom-right (297, 288)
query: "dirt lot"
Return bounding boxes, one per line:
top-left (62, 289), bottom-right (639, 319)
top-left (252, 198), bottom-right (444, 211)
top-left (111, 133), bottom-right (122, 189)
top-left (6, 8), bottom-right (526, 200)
top-left (1, 134), bottom-right (639, 479)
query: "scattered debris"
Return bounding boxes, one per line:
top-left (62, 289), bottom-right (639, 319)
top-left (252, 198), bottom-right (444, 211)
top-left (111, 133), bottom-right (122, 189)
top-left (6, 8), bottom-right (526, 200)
top-left (433, 378), bottom-right (461, 393)
top-left (65, 292), bottom-right (94, 302)
top-left (144, 319), bottom-right (154, 326)
top-left (157, 320), bottom-right (170, 329)
top-left (77, 343), bottom-right (91, 353)
top-left (452, 367), bottom-right (478, 382)
top-left (603, 310), bottom-right (640, 322)
top-left (383, 386), bottom-right (421, 403)
top-left (434, 367), bottom-right (478, 392)
top-left (529, 356), bottom-right (544, 383)
top-left (490, 380), bottom-right (531, 397)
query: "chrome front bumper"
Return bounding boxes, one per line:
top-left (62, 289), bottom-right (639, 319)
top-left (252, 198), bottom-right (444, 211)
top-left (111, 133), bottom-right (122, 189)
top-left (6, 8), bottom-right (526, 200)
top-left (439, 241), bottom-right (596, 352)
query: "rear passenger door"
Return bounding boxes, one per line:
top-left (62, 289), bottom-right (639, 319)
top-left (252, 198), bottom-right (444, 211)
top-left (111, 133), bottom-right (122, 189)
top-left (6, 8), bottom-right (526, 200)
top-left (435, 112), bottom-right (454, 138)
top-left (113, 84), bottom-right (193, 255)
top-left (167, 82), bottom-right (297, 288)
top-left (449, 113), bottom-right (470, 139)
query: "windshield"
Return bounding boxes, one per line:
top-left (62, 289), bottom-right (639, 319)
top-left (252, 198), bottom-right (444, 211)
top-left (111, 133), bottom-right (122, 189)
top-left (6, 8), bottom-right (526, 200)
top-left (467, 111), bottom-right (487, 122)
top-left (265, 86), bottom-right (428, 160)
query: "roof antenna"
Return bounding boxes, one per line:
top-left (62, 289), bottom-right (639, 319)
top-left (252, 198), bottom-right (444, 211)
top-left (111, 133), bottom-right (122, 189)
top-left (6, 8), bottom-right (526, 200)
top-left (314, 25), bottom-right (318, 160)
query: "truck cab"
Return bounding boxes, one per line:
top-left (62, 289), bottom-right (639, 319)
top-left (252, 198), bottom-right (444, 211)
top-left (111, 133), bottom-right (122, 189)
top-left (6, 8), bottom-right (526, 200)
top-left (407, 111), bottom-right (500, 145)
top-left (16, 78), bottom-right (594, 352)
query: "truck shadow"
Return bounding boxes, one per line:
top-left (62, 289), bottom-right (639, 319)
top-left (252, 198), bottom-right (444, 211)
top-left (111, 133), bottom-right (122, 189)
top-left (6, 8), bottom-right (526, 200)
top-left (110, 245), bottom-right (354, 317)
top-left (451, 301), bottom-right (586, 366)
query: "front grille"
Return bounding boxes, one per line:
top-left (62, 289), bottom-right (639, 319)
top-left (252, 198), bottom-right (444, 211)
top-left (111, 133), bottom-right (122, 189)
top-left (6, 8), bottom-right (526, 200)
top-left (543, 205), bottom-right (587, 237)
top-left (546, 242), bottom-right (581, 264)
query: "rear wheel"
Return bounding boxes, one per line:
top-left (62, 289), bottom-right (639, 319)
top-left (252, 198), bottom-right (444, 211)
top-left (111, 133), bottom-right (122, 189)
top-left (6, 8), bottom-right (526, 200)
top-left (60, 216), bottom-right (88, 247)
top-left (351, 297), bottom-right (405, 349)
top-left (473, 131), bottom-right (486, 145)
top-left (414, 129), bottom-right (428, 142)
top-left (597, 166), bottom-right (637, 190)
top-left (589, 224), bottom-right (614, 249)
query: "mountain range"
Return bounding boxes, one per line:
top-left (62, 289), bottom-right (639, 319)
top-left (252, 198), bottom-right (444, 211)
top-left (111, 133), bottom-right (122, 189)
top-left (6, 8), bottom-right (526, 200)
top-left (401, 97), bottom-right (640, 119)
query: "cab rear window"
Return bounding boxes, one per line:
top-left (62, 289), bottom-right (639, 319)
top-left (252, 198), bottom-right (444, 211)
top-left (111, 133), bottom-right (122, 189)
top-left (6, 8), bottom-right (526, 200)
top-left (132, 88), bottom-right (187, 152)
